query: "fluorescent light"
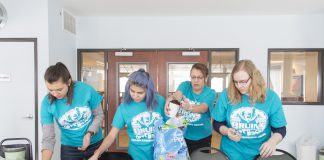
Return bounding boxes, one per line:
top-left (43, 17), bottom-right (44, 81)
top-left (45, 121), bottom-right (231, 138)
top-left (0, 73), bottom-right (11, 82)
top-left (115, 52), bottom-right (133, 56)
top-left (96, 61), bottom-right (104, 66)
top-left (182, 51), bottom-right (200, 56)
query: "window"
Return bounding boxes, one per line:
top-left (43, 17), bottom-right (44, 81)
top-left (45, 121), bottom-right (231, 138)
top-left (210, 50), bottom-right (238, 93)
top-left (168, 63), bottom-right (193, 96)
top-left (80, 52), bottom-right (105, 91)
top-left (269, 49), bottom-right (324, 105)
top-left (118, 63), bottom-right (147, 99)
top-left (78, 51), bottom-right (106, 136)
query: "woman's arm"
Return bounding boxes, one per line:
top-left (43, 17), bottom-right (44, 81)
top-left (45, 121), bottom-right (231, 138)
top-left (89, 127), bottom-right (120, 160)
top-left (259, 126), bottom-right (286, 158)
top-left (41, 124), bottom-right (55, 160)
top-left (213, 119), bottom-right (241, 142)
top-left (219, 125), bottom-right (242, 142)
top-left (88, 105), bottom-right (104, 133)
top-left (181, 100), bottom-right (208, 113)
top-left (172, 90), bottom-right (183, 101)
top-left (79, 105), bottom-right (104, 151)
top-left (180, 96), bottom-right (208, 114)
top-left (42, 149), bottom-right (53, 160)
top-left (259, 133), bottom-right (283, 158)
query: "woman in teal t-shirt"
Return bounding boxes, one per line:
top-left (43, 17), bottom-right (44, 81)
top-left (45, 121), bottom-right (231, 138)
top-left (212, 60), bottom-right (287, 160)
top-left (89, 69), bottom-right (166, 160)
top-left (41, 62), bottom-right (104, 160)
top-left (165, 63), bottom-right (216, 154)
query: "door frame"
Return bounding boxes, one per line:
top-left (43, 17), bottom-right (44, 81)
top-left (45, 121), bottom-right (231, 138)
top-left (0, 38), bottom-right (38, 159)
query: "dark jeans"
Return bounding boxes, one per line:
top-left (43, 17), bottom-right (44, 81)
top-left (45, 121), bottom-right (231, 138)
top-left (185, 135), bottom-right (212, 155)
top-left (61, 139), bottom-right (103, 160)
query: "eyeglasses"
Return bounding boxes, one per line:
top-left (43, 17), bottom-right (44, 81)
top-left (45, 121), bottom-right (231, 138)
top-left (190, 76), bottom-right (204, 81)
top-left (233, 77), bottom-right (251, 87)
top-left (48, 87), bottom-right (65, 94)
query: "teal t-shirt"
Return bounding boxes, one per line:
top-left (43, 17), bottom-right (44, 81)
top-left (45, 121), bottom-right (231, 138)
top-left (212, 89), bottom-right (287, 160)
top-left (112, 94), bottom-right (166, 160)
top-left (177, 81), bottom-right (216, 140)
top-left (41, 81), bottom-right (103, 147)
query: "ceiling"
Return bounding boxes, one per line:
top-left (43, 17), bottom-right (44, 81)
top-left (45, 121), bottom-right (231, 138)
top-left (63, 0), bottom-right (324, 17)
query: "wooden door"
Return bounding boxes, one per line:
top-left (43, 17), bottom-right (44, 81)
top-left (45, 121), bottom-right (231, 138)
top-left (106, 50), bottom-right (221, 152)
top-left (107, 51), bottom-right (158, 152)
top-left (156, 51), bottom-right (222, 149)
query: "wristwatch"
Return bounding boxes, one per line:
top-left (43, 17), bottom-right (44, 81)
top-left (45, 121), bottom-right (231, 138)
top-left (86, 131), bottom-right (94, 137)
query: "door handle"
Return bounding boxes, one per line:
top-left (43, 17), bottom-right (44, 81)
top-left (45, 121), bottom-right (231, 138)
top-left (23, 114), bottom-right (34, 119)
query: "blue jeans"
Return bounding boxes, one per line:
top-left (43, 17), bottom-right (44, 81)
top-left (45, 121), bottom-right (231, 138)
top-left (61, 139), bottom-right (103, 160)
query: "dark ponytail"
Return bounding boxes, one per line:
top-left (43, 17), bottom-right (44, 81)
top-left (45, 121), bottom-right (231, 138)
top-left (44, 62), bottom-right (74, 105)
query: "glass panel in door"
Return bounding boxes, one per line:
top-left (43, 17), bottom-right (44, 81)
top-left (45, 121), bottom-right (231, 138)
top-left (79, 51), bottom-right (105, 136)
top-left (157, 50), bottom-right (209, 98)
top-left (168, 63), bottom-right (194, 97)
top-left (210, 51), bottom-right (236, 93)
top-left (210, 50), bottom-right (237, 148)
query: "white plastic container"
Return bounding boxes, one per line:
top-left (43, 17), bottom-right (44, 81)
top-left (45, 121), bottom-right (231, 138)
top-left (168, 102), bottom-right (180, 117)
top-left (296, 135), bottom-right (318, 160)
top-left (3, 146), bottom-right (25, 160)
top-left (319, 149), bottom-right (324, 160)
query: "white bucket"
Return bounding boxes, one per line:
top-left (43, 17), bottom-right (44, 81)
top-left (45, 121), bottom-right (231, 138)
top-left (3, 146), bottom-right (25, 160)
top-left (297, 145), bottom-right (317, 160)
top-left (296, 135), bottom-right (318, 160)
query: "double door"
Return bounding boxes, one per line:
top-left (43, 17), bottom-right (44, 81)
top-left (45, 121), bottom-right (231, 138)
top-left (108, 50), bottom-right (208, 151)
top-left (78, 50), bottom-right (224, 152)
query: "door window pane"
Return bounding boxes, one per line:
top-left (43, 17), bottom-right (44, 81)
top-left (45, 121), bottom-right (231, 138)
top-left (118, 64), bottom-right (147, 102)
top-left (210, 51), bottom-right (237, 93)
top-left (80, 51), bottom-right (105, 136)
top-left (81, 52), bottom-right (105, 91)
top-left (269, 51), bottom-right (321, 104)
top-left (211, 77), bottom-right (224, 93)
top-left (168, 63), bottom-right (193, 96)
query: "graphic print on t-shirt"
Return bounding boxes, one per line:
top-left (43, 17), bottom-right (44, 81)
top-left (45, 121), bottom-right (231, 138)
top-left (131, 112), bottom-right (162, 142)
top-left (178, 100), bottom-right (201, 124)
top-left (58, 107), bottom-right (91, 130)
top-left (230, 107), bottom-right (268, 138)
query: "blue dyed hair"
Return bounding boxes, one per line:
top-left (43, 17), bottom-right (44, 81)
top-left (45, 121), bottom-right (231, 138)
top-left (124, 69), bottom-right (157, 111)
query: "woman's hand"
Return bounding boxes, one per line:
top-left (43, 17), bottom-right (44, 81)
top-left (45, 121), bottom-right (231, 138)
top-left (259, 132), bottom-right (283, 158)
top-left (259, 140), bottom-right (276, 158)
top-left (227, 128), bottom-right (241, 142)
top-left (164, 97), bottom-right (172, 116)
top-left (180, 96), bottom-right (192, 111)
top-left (78, 132), bottom-right (91, 151)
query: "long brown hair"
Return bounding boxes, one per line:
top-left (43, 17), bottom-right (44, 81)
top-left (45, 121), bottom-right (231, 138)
top-left (44, 62), bottom-right (74, 105)
top-left (228, 59), bottom-right (266, 104)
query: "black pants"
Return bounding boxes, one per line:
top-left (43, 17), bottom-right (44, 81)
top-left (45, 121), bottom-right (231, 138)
top-left (61, 139), bottom-right (103, 160)
top-left (185, 135), bottom-right (212, 155)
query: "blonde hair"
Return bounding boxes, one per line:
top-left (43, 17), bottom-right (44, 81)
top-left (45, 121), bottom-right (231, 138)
top-left (228, 59), bottom-right (266, 104)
